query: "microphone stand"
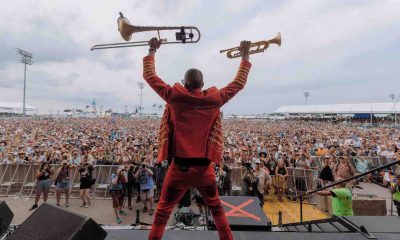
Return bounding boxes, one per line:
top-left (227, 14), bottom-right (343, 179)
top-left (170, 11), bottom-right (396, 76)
top-left (131, 209), bottom-right (152, 227)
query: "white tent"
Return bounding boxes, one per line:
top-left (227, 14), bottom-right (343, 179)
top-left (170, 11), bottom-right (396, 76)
top-left (275, 102), bottom-right (400, 114)
top-left (0, 101), bottom-right (38, 114)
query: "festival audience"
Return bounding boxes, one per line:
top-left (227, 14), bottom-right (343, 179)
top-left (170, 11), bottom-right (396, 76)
top-left (254, 159), bottom-right (266, 206)
top-left (29, 162), bottom-right (54, 210)
top-left (135, 163), bottom-right (155, 216)
top-left (55, 160), bottom-right (76, 207)
top-left (274, 160), bottom-right (288, 202)
top-left (79, 161), bottom-right (94, 207)
top-left (110, 165), bottom-right (128, 224)
top-left (0, 118), bottom-right (399, 216)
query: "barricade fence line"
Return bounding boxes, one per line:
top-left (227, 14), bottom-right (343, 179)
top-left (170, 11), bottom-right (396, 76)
top-left (0, 164), bottom-right (161, 200)
top-left (0, 156), bottom-right (395, 200)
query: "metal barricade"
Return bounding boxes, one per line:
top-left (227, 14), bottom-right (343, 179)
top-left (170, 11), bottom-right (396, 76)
top-left (93, 164), bottom-right (118, 198)
top-left (227, 166), bottom-right (319, 199)
top-left (230, 167), bottom-right (245, 195)
top-left (285, 167), bottom-right (318, 198)
top-left (0, 164), bottom-right (20, 197)
top-left (311, 156), bottom-right (323, 169)
top-left (1, 156), bottom-right (395, 200)
top-left (0, 164), bottom-right (121, 199)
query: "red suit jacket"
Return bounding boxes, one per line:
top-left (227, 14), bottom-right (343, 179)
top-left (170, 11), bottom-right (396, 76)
top-left (143, 56), bottom-right (251, 164)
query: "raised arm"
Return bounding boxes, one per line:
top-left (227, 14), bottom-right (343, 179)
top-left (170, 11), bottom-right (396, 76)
top-left (220, 41), bottom-right (252, 105)
top-left (143, 38), bottom-right (171, 102)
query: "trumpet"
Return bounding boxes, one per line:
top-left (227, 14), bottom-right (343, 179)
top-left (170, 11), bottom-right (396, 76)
top-left (220, 32), bottom-right (281, 58)
top-left (91, 12), bottom-right (201, 51)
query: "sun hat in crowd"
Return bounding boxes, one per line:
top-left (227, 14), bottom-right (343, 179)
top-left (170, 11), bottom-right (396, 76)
top-left (258, 151), bottom-right (267, 157)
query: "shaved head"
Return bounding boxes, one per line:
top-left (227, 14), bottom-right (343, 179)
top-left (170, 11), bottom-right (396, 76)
top-left (183, 68), bottom-right (204, 91)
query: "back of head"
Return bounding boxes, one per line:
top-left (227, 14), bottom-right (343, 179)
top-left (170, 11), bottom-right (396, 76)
top-left (183, 68), bottom-right (204, 91)
top-left (335, 177), bottom-right (347, 188)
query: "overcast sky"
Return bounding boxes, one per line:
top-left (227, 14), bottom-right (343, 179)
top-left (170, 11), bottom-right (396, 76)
top-left (0, 0), bottom-right (399, 115)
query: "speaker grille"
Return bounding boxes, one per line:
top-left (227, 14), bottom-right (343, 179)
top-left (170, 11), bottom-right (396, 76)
top-left (8, 204), bottom-right (88, 240)
top-left (0, 201), bottom-right (14, 235)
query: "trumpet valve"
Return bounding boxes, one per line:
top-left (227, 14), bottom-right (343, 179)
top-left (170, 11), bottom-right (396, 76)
top-left (249, 48), bottom-right (265, 55)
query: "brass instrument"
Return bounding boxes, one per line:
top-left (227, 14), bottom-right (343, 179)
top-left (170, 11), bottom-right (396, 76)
top-left (220, 32), bottom-right (281, 58)
top-left (91, 12), bottom-right (201, 51)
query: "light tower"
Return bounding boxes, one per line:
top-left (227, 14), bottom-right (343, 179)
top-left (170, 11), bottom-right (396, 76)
top-left (137, 82), bottom-right (145, 115)
top-left (303, 91), bottom-right (310, 105)
top-left (389, 93), bottom-right (396, 102)
top-left (16, 48), bottom-right (33, 117)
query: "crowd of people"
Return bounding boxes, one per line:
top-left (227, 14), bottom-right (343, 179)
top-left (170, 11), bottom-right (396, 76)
top-left (2, 118), bottom-right (399, 168)
top-left (1, 117), bottom-right (400, 221)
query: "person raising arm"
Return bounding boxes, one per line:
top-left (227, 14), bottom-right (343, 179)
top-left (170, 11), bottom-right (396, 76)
top-left (143, 38), bottom-right (252, 240)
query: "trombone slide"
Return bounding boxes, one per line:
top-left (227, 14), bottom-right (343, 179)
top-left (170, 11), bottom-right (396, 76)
top-left (91, 12), bottom-right (201, 51)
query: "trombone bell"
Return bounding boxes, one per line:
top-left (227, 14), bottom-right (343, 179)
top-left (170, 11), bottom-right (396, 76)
top-left (118, 14), bottom-right (135, 41)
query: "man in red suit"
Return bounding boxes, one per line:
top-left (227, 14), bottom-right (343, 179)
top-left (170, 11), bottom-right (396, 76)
top-left (144, 38), bottom-right (252, 240)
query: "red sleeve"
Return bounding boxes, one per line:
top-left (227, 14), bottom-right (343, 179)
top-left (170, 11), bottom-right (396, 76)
top-left (143, 56), bottom-right (171, 102)
top-left (220, 60), bottom-right (252, 105)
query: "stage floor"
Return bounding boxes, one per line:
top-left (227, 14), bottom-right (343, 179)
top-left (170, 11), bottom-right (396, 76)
top-left (263, 194), bottom-right (328, 224)
top-left (0, 197), bottom-right (163, 226)
top-left (1, 195), bottom-right (326, 226)
top-left (105, 230), bottom-right (400, 240)
top-left (1, 182), bottom-right (394, 226)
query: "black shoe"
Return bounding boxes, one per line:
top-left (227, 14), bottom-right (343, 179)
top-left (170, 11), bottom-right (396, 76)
top-left (29, 204), bottom-right (38, 211)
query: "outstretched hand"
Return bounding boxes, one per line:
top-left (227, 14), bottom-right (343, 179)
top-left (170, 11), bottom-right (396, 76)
top-left (239, 40), bottom-right (251, 61)
top-left (149, 38), bottom-right (162, 51)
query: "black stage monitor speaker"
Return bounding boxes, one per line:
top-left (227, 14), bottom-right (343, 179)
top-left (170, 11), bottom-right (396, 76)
top-left (207, 196), bottom-right (272, 231)
top-left (0, 201), bottom-right (14, 235)
top-left (7, 203), bottom-right (107, 240)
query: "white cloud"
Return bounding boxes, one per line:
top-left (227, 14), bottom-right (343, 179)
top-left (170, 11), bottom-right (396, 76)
top-left (1, 0), bottom-right (399, 114)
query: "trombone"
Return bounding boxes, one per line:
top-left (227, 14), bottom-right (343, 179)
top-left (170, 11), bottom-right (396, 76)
top-left (220, 32), bottom-right (281, 58)
top-left (91, 12), bottom-right (201, 50)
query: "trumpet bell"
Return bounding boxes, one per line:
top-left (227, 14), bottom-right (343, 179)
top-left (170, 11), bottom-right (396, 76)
top-left (270, 32), bottom-right (282, 47)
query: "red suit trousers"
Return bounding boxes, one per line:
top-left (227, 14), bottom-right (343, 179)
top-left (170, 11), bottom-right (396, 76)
top-left (149, 162), bottom-right (233, 240)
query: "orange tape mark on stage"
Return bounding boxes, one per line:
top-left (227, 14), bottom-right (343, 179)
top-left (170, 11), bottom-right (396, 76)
top-left (221, 199), bottom-right (261, 222)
